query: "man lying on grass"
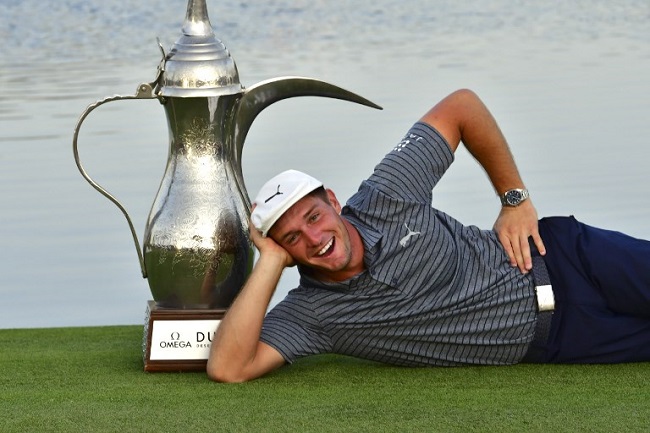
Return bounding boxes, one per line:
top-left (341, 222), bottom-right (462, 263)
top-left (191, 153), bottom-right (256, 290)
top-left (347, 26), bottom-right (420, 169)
top-left (207, 89), bottom-right (650, 383)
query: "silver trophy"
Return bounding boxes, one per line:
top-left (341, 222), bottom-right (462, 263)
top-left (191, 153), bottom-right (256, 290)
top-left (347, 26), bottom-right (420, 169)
top-left (73, 0), bottom-right (380, 370)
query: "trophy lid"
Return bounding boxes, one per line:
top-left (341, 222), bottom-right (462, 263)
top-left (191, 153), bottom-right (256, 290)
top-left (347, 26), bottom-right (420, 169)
top-left (158, 0), bottom-right (243, 97)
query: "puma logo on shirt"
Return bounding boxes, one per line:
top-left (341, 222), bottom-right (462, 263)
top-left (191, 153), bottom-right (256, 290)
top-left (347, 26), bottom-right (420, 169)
top-left (399, 223), bottom-right (421, 247)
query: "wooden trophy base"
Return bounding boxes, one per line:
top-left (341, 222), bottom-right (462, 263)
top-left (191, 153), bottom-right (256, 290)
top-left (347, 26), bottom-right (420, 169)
top-left (142, 301), bottom-right (226, 372)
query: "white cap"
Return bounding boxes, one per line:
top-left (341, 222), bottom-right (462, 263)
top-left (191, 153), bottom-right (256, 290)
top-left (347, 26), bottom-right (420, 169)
top-left (251, 170), bottom-right (323, 236)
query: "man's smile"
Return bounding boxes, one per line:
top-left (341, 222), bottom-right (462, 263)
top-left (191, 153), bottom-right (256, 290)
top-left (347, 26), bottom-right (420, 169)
top-left (317, 238), bottom-right (334, 256)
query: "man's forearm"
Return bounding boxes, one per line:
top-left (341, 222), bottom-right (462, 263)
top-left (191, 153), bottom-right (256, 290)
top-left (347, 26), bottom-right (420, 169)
top-left (207, 253), bottom-right (285, 380)
top-left (459, 105), bottom-right (525, 195)
top-left (422, 89), bottom-right (524, 193)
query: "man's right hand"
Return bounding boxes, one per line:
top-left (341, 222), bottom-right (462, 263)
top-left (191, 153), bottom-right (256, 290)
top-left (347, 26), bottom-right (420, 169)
top-left (249, 220), bottom-right (296, 269)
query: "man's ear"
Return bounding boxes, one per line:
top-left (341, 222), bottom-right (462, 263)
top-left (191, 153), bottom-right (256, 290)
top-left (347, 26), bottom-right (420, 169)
top-left (325, 188), bottom-right (342, 213)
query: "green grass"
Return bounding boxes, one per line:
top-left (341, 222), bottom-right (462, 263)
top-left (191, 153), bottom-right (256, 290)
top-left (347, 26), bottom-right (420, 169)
top-left (0, 326), bottom-right (648, 432)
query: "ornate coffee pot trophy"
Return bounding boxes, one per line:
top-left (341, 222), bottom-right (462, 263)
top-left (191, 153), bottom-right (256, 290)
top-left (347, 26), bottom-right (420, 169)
top-left (73, 0), bottom-right (380, 371)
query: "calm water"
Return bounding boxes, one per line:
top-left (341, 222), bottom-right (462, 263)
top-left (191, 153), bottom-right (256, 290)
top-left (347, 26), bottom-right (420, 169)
top-left (1, 0), bottom-right (648, 328)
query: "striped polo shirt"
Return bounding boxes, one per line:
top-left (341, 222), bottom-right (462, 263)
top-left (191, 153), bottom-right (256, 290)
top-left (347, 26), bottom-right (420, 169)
top-left (260, 122), bottom-right (538, 366)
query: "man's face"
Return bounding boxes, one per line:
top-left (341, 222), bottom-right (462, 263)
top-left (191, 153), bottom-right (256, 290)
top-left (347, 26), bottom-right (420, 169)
top-left (268, 189), bottom-right (361, 281)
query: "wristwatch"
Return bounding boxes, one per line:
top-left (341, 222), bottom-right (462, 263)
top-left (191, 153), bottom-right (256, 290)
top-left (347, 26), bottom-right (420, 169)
top-left (500, 188), bottom-right (529, 207)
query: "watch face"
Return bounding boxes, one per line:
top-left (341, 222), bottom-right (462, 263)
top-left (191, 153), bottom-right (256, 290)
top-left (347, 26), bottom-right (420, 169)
top-left (505, 190), bottom-right (523, 206)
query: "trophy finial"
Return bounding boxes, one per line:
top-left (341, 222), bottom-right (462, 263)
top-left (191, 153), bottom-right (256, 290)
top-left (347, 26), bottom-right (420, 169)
top-left (182, 0), bottom-right (214, 37)
top-left (158, 0), bottom-right (243, 97)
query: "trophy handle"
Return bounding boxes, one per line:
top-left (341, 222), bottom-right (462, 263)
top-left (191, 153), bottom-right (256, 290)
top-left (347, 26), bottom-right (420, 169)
top-left (72, 83), bottom-right (159, 278)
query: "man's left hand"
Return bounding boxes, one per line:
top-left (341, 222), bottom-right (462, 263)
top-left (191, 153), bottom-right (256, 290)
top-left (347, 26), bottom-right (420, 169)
top-left (493, 200), bottom-right (546, 274)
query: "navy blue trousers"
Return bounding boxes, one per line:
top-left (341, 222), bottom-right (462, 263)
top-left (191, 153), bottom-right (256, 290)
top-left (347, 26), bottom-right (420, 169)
top-left (529, 216), bottom-right (650, 363)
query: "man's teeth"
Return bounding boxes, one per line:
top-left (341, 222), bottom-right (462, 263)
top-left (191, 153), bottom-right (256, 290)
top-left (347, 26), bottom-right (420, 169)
top-left (318, 239), bottom-right (334, 256)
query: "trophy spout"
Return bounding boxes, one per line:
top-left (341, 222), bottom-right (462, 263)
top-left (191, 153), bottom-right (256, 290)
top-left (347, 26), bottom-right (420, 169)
top-left (232, 76), bottom-right (383, 211)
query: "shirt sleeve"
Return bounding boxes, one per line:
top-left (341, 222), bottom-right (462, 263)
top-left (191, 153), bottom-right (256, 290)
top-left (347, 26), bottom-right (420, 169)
top-left (365, 122), bottom-right (454, 204)
top-left (259, 291), bottom-right (332, 363)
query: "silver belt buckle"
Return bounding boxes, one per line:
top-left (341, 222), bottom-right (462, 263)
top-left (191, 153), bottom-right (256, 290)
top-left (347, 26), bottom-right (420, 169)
top-left (535, 284), bottom-right (555, 312)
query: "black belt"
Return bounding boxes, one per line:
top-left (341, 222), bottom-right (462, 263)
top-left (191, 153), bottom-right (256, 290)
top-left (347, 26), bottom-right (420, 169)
top-left (521, 240), bottom-right (555, 363)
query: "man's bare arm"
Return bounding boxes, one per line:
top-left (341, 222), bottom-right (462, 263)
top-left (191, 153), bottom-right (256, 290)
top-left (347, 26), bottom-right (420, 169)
top-left (206, 224), bottom-right (291, 383)
top-left (419, 89), bottom-right (545, 273)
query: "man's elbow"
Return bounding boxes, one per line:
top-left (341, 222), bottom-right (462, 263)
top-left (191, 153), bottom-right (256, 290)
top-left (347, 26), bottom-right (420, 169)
top-left (206, 341), bottom-right (285, 383)
top-left (206, 361), bottom-right (250, 383)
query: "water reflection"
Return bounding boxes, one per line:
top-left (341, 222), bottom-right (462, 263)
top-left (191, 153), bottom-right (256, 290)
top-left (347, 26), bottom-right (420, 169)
top-left (0, 0), bottom-right (648, 328)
